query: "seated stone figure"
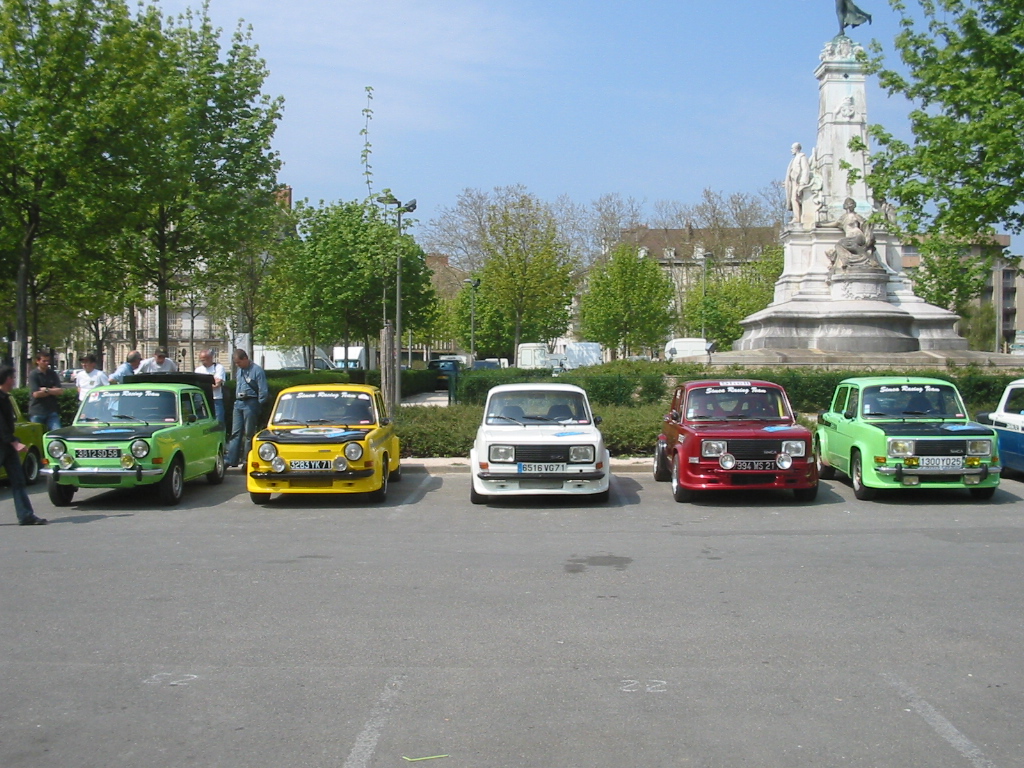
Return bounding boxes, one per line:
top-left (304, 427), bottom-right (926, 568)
top-left (824, 197), bottom-right (883, 272)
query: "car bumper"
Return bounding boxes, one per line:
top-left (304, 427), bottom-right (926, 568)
top-left (41, 465), bottom-right (164, 486)
top-left (472, 469), bottom-right (608, 497)
top-left (870, 463), bottom-right (1000, 487)
top-left (247, 467), bottom-right (377, 494)
top-left (680, 464), bottom-right (817, 491)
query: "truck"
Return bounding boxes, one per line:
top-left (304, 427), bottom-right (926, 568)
top-left (664, 338), bottom-right (710, 361)
top-left (253, 345), bottom-right (335, 371)
top-left (516, 343), bottom-right (550, 370)
top-left (333, 346), bottom-right (374, 370)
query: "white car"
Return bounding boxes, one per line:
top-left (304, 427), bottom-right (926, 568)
top-left (469, 383), bottom-right (611, 504)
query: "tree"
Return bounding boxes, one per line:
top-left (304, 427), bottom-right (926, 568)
top-left (909, 236), bottom-right (996, 316)
top-left (579, 244), bottom-right (675, 356)
top-left (862, 0), bottom-right (1024, 237)
top-left (0, 0), bottom-right (166, 380)
top-left (681, 246), bottom-right (784, 349)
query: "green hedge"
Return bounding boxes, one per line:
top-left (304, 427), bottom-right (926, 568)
top-left (12, 388), bottom-right (81, 426)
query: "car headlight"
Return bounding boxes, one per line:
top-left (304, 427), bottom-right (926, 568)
top-left (776, 453), bottom-right (794, 470)
top-left (489, 445), bottom-right (515, 463)
top-left (59, 454), bottom-right (75, 469)
top-left (130, 439), bottom-right (150, 459)
top-left (47, 440), bottom-right (67, 459)
top-left (270, 457), bottom-right (286, 473)
top-left (332, 456), bottom-right (349, 472)
top-left (258, 442), bottom-right (278, 461)
top-left (569, 445), bottom-right (595, 463)
top-left (702, 440), bottom-right (727, 458)
top-left (344, 442), bottom-right (363, 461)
top-left (967, 440), bottom-right (992, 456)
top-left (719, 453), bottom-right (737, 469)
top-left (888, 439), bottom-right (915, 457)
top-left (781, 440), bottom-right (805, 458)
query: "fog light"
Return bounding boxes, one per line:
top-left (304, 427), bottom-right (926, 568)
top-left (776, 453), bottom-right (793, 470)
top-left (270, 457), bottom-right (286, 473)
top-left (964, 475), bottom-right (981, 485)
top-left (332, 456), bottom-right (348, 472)
top-left (719, 453), bottom-right (736, 470)
top-left (904, 457), bottom-right (920, 468)
top-left (120, 455), bottom-right (135, 470)
top-left (59, 454), bottom-right (74, 469)
top-left (965, 456), bottom-right (981, 468)
top-left (902, 476), bottom-right (920, 486)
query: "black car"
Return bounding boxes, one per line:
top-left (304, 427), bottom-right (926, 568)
top-left (427, 359), bottom-right (461, 390)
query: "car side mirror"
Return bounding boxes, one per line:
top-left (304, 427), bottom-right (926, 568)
top-left (187, 414), bottom-right (197, 423)
top-left (379, 417), bottom-right (391, 426)
top-left (593, 415), bottom-right (602, 425)
top-left (669, 410), bottom-right (680, 422)
top-left (843, 410), bottom-right (855, 420)
top-left (817, 412), bottom-right (829, 424)
top-left (975, 412), bottom-right (992, 425)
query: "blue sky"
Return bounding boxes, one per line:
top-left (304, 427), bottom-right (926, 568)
top-left (157, 0), bottom-right (914, 225)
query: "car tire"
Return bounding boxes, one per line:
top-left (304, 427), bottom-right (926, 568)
top-left (653, 441), bottom-right (671, 482)
top-left (851, 451), bottom-right (877, 501)
top-left (369, 458), bottom-right (389, 502)
top-left (969, 486), bottom-right (996, 500)
top-left (206, 451), bottom-right (226, 485)
top-left (470, 485), bottom-right (489, 505)
top-left (670, 453), bottom-right (693, 503)
top-left (389, 461), bottom-right (402, 483)
top-left (22, 448), bottom-right (41, 485)
top-left (158, 457), bottom-right (185, 506)
top-left (47, 475), bottom-right (76, 507)
top-left (814, 437), bottom-right (835, 480)
top-left (249, 491), bottom-right (272, 505)
top-left (793, 484), bottom-right (818, 502)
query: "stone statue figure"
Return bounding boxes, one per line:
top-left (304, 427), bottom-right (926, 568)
top-left (785, 143), bottom-right (811, 224)
top-left (824, 197), bottom-right (886, 272)
top-left (836, 0), bottom-right (872, 37)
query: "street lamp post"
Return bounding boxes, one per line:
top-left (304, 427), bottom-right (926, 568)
top-left (376, 194), bottom-right (416, 413)
top-left (463, 278), bottom-right (480, 358)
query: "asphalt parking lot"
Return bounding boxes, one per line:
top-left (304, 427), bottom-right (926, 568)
top-left (2, 468), bottom-right (1023, 768)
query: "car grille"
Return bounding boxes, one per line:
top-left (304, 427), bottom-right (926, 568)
top-left (725, 440), bottom-right (783, 460)
top-left (915, 440), bottom-right (967, 457)
top-left (514, 446), bottom-right (570, 463)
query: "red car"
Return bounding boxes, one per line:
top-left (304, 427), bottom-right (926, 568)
top-left (654, 379), bottom-right (818, 502)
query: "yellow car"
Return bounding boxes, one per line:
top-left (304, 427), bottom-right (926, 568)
top-left (0, 396), bottom-right (44, 485)
top-left (246, 383), bottom-right (400, 504)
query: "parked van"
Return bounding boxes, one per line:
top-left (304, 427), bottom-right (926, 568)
top-left (253, 345), bottom-right (335, 371)
top-left (516, 343), bottom-right (549, 369)
top-left (664, 338), bottom-right (710, 361)
top-left (333, 346), bottom-right (373, 370)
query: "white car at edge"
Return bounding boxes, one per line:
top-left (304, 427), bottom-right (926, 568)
top-left (469, 383), bottom-right (611, 504)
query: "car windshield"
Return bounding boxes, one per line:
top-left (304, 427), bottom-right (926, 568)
top-left (79, 389), bottom-right (178, 423)
top-left (272, 390), bottom-right (376, 426)
top-left (684, 384), bottom-right (790, 421)
top-left (428, 361), bottom-right (458, 371)
top-left (485, 391), bottom-right (591, 425)
top-left (861, 383), bottom-right (966, 419)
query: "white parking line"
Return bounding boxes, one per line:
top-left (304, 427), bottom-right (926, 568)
top-left (341, 675), bottom-right (405, 768)
top-left (881, 673), bottom-right (997, 768)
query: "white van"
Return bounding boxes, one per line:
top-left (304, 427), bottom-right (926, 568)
top-left (254, 345), bottom-right (335, 371)
top-left (664, 338), bottom-right (710, 361)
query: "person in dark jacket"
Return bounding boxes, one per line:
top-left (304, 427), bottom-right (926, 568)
top-left (0, 366), bottom-right (47, 525)
top-left (27, 351), bottom-right (63, 432)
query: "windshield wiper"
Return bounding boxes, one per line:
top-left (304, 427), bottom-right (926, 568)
top-left (273, 418), bottom-right (303, 424)
top-left (490, 414), bottom-right (524, 426)
top-left (113, 414), bottom-right (150, 425)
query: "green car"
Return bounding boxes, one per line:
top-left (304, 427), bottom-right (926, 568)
top-left (41, 373), bottom-right (226, 506)
top-left (815, 377), bottom-right (1000, 500)
top-left (0, 396), bottom-right (44, 485)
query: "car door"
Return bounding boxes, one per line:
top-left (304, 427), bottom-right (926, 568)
top-left (177, 391), bottom-right (201, 478)
top-left (191, 391), bottom-right (221, 474)
top-left (992, 385), bottom-right (1024, 470)
top-left (831, 386), bottom-right (860, 474)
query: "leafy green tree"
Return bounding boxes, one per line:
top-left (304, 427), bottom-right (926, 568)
top-left (681, 246), bottom-right (784, 349)
top-left (0, 0), bottom-right (165, 379)
top-left (861, 0), bottom-right (1024, 237)
top-left (960, 302), bottom-right (998, 352)
top-left (579, 244), bottom-right (675, 355)
top-left (909, 236), bottom-right (996, 315)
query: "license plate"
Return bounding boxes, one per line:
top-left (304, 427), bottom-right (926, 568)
top-left (733, 460), bottom-right (775, 471)
top-left (290, 460), bottom-right (331, 470)
top-left (518, 462), bottom-right (566, 473)
top-left (920, 456), bottom-right (963, 469)
top-left (75, 448), bottom-right (121, 459)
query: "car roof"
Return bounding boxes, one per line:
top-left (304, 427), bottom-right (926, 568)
top-left (486, 383), bottom-right (588, 395)
top-left (838, 376), bottom-right (956, 386)
top-left (682, 379), bottom-right (784, 390)
top-left (277, 383), bottom-right (382, 396)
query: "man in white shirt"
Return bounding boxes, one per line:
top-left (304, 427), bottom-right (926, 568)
top-left (139, 347), bottom-right (178, 373)
top-left (74, 354), bottom-right (109, 401)
top-left (195, 348), bottom-right (227, 426)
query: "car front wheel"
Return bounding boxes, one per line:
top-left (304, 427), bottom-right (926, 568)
top-left (969, 486), bottom-right (996, 500)
top-left (47, 475), bottom-right (76, 506)
top-left (653, 441), bottom-right (671, 482)
top-left (814, 437), bottom-right (835, 480)
top-left (670, 453), bottom-right (693, 503)
top-left (369, 458), bottom-right (389, 502)
top-left (22, 449), bottom-right (41, 485)
top-left (851, 451), bottom-right (877, 501)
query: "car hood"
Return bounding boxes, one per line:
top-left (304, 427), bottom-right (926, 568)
top-left (867, 421), bottom-right (995, 437)
top-left (476, 424), bottom-right (602, 444)
top-left (257, 427), bottom-right (371, 444)
top-left (684, 421), bottom-right (811, 439)
top-left (50, 424), bottom-right (169, 441)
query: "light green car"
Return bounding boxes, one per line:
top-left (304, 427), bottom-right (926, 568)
top-left (815, 376), bottom-right (1000, 500)
top-left (0, 396), bottom-right (44, 485)
top-left (41, 374), bottom-right (226, 506)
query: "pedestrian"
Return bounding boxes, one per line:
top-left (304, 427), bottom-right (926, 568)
top-left (225, 349), bottom-right (268, 468)
top-left (139, 347), bottom-right (178, 373)
top-left (27, 351), bottom-right (63, 432)
top-left (75, 354), bottom-right (109, 401)
top-left (195, 348), bottom-right (227, 426)
top-left (109, 351), bottom-right (143, 384)
top-left (0, 365), bottom-right (47, 525)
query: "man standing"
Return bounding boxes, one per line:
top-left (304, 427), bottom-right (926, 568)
top-left (225, 349), bottom-right (268, 468)
top-left (109, 351), bottom-right (143, 384)
top-left (195, 348), bottom-right (227, 426)
top-left (0, 366), bottom-right (47, 525)
top-left (27, 351), bottom-right (63, 432)
top-left (75, 354), bottom-right (109, 401)
top-left (139, 347), bottom-right (178, 373)
top-left (785, 142), bottom-right (811, 225)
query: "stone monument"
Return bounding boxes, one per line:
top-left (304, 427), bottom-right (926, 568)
top-left (732, 34), bottom-right (968, 355)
